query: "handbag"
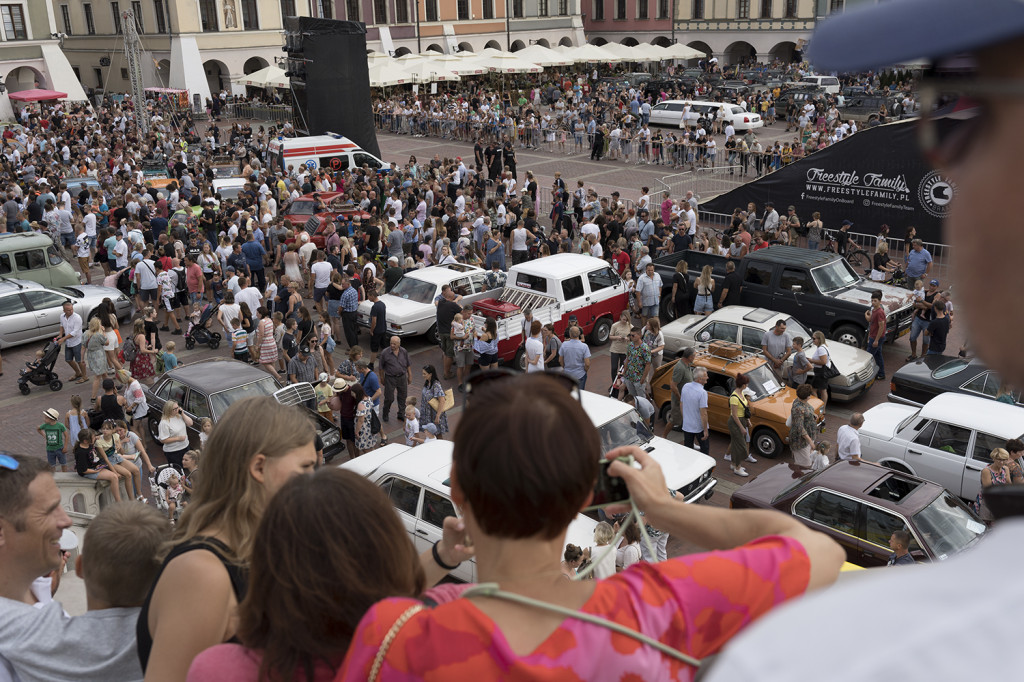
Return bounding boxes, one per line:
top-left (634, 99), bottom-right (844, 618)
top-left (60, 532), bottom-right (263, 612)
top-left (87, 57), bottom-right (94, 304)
top-left (428, 388), bottom-right (455, 413)
top-left (818, 360), bottom-right (840, 380)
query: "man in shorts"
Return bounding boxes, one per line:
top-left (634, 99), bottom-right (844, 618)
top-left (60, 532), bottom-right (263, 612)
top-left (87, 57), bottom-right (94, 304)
top-left (663, 347), bottom-right (695, 437)
top-left (55, 301), bottom-right (87, 383)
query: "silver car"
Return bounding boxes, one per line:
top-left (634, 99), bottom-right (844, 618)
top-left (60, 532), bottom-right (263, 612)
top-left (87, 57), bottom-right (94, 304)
top-left (0, 278), bottom-right (131, 349)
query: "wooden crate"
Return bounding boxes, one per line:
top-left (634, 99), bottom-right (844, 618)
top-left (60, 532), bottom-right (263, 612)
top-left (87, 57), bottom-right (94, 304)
top-left (707, 340), bottom-right (744, 359)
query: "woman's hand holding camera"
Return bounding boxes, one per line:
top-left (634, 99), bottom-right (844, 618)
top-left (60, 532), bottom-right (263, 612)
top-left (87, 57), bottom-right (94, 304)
top-left (606, 446), bottom-right (675, 528)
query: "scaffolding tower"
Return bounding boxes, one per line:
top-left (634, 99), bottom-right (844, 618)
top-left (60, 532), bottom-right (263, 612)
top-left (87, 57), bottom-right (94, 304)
top-left (122, 8), bottom-right (149, 136)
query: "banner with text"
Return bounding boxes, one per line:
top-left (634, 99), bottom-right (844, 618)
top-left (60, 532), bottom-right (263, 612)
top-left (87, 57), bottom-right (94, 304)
top-left (704, 119), bottom-right (954, 243)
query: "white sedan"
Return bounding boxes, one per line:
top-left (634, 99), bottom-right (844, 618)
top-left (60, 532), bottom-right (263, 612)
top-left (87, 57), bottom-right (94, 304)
top-left (661, 306), bottom-right (877, 402)
top-left (357, 263), bottom-right (492, 344)
top-left (858, 393), bottom-right (1024, 503)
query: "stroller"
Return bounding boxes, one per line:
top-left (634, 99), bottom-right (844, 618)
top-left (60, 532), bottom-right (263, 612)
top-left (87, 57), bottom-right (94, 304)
top-left (150, 463), bottom-right (185, 520)
top-left (18, 340), bottom-right (63, 395)
top-left (184, 302), bottom-right (221, 350)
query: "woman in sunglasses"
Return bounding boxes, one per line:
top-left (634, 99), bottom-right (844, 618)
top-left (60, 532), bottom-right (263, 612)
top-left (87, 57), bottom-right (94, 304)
top-left (338, 373), bottom-right (844, 681)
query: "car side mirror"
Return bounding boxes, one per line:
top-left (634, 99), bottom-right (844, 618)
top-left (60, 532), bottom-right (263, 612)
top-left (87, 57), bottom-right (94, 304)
top-left (791, 286), bottom-right (802, 294)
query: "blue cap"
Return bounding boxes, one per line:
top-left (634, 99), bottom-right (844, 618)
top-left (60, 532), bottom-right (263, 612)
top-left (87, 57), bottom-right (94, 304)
top-left (807, 0), bottom-right (1024, 72)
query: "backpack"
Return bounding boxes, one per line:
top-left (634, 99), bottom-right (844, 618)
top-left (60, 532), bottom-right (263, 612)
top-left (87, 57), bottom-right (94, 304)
top-left (172, 267), bottom-right (189, 306)
top-left (121, 336), bottom-right (138, 364)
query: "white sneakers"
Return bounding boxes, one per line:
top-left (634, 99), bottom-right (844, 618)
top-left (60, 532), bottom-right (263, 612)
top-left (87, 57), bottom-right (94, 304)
top-left (746, 454), bottom-right (758, 463)
top-left (732, 466), bottom-right (749, 477)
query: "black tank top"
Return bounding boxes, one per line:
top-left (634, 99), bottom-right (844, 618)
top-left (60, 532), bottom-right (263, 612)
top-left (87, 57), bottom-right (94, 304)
top-left (136, 536), bottom-right (248, 671)
top-left (99, 393), bottom-right (125, 421)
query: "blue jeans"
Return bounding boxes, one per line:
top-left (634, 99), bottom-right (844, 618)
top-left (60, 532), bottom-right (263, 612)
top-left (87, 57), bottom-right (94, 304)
top-left (866, 338), bottom-right (885, 377)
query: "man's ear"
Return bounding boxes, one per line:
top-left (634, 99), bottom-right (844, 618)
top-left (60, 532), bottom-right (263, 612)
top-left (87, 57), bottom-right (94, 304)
top-left (75, 553), bottom-right (84, 578)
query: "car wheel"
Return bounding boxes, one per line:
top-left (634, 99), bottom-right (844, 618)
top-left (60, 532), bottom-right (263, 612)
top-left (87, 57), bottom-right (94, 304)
top-left (881, 461), bottom-right (912, 475)
top-left (752, 427), bottom-right (782, 459)
top-left (658, 402), bottom-right (671, 424)
top-left (513, 347), bottom-right (526, 373)
top-left (426, 324), bottom-right (439, 346)
top-left (588, 318), bottom-right (612, 346)
top-left (832, 324), bottom-right (865, 347)
top-left (148, 416), bottom-right (161, 442)
top-left (659, 295), bottom-right (676, 323)
top-left (49, 379), bottom-right (63, 391)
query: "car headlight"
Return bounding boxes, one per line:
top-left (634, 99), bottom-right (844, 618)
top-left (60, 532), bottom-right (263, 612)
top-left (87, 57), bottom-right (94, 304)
top-left (844, 373), bottom-right (858, 386)
top-left (321, 429), bottom-right (340, 447)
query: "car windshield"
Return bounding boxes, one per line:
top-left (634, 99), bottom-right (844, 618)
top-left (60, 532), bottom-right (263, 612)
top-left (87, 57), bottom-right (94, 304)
top-left (745, 364), bottom-right (785, 401)
top-left (209, 377), bottom-right (282, 419)
top-left (598, 409), bottom-right (653, 454)
top-left (784, 317), bottom-right (812, 339)
top-left (811, 259), bottom-right (860, 293)
top-left (388, 277), bottom-right (435, 305)
top-left (932, 359), bottom-right (971, 380)
top-left (218, 186), bottom-right (244, 200)
top-left (289, 202), bottom-right (316, 215)
top-left (913, 493), bottom-right (986, 559)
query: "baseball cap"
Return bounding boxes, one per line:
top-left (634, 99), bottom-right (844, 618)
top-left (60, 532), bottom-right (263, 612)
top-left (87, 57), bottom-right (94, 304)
top-left (930, 279), bottom-right (940, 286)
top-left (319, 372), bottom-right (330, 384)
top-left (807, 0), bottom-right (1024, 72)
top-left (299, 345), bottom-right (310, 354)
top-left (842, 219), bottom-right (854, 226)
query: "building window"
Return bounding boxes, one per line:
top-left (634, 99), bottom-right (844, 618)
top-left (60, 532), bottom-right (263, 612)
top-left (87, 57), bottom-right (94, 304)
top-left (593, 0), bottom-right (603, 19)
top-left (760, 0), bottom-right (771, 17)
top-left (784, 0), bottom-right (796, 17)
top-left (346, 0), bottom-right (359, 19)
top-left (131, 1), bottom-right (144, 32)
top-left (120, 67), bottom-right (129, 79)
top-left (483, 0), bottom-right (494, 19)
top-left (61, 4), bottom-right (74, 33)
top-left (316, 0), bottom-right (332, 17)
top-left (198, 0), bottom-right (217, 30)
top-left (240, 0), bottom-right (259, 29)
top-left (84, 3), bottom-right (96, 33)
top-left (829, 0), bottom-right (843, 11)
top-left (0, 4), bottom-right (26, 40)
top-left (615, 0), bottom-right (625, 19)
top-left (425, 0), bottom-right (438, 20)
top-left (458, 0), bottom-right (469, 19)
top-left (692, 0), bottom-right (703, 19)
top-left (93, 67), bottom-right (102, 86)
top-left (657, 0), bottom-right (669, 18)
top-left (638, 0), bottom-right (648, 18)
top-left (538, 0), bottom-right (548, 15)
top-left (112, 1), bottom-right (122, 33)
top-left (374, 0), bottom-right (387, 23)
top-left (154, 0), bottom-right (167, 32)
top-left (395, 0), bottom-right (409, 21)
top-left (72, 66), bottom-right (81, 81)
top-left (737, 0), bottom-right (749, 17)
top-left (280, 0), bottom-right (296, 16)
top-left (513, 0), bottom-right (523, 17)
top-left (559, 0), bottom-right (568, 14)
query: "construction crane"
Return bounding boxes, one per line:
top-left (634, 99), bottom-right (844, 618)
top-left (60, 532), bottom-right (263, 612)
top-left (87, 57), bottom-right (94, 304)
top-left (121, 7), bottom-right (149, 136)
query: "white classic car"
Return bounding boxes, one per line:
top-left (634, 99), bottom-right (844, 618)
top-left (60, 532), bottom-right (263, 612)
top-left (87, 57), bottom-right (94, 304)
top-left (858, 393), bottom-right (1024, 503)
top-left (661, 306), bottom-right (877, 402)
top-left (356, 263), bottom-right (493, 344)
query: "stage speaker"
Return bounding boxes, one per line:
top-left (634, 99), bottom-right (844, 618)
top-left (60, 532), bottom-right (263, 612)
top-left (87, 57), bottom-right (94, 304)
top-left (283, 16), bottom-right (381, 159)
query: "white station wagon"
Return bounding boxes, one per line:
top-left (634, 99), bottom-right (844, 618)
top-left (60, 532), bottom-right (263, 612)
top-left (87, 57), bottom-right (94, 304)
top-left (356, 263), bottom-right (492, 344)
top-left (858, 393), bottom-right (1024, 503)
top-left (662, 307), bottom-right (877, 402)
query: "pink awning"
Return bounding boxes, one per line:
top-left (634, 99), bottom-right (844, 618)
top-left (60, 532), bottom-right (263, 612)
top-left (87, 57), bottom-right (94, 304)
top-left (7, 89), bottom-right (68, 102)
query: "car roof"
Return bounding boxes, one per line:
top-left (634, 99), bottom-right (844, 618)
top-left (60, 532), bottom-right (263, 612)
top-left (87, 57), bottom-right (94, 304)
top-left (510, 253), bottom-right (611, 279)
top-left (0, 277), bottom-right (44, 294)
top-left (919, 393), bottom-right (1024, 436)
top-left (405, 263), bottom-right (483, 284)
top-left (746, 245), bottom-right (840, 268)
top-left (162, 357), bottom-right (277, 393)
top-left (292, 191), bottom-right (344, 202)
top-left (0, 232), bottom-right (57, 250)
top-left (809, 461), bottom-right (942, 515)
top-left (343, 440), bottom-right (455, 491)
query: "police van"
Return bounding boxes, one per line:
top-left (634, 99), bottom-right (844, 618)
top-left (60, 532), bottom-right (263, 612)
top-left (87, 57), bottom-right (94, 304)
top-left (267, 134), bottom-right (388, 174)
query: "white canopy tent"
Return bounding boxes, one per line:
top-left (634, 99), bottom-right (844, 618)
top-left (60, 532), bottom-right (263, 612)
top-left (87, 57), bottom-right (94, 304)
top-left (555, 43), bottom-right (625, 64)
top-left (368, 61), bottom-right (414, 87)
top-left (655, 43), bottom-right (706, 60)
top-left (399, 61), bottom-right (462, 84)
top-left (463, 50), bottom-right (544, 74)
top-left (232, 65), bottom-right (289, 88)
top-left (600, 43), bottom-right (661, 62)
top-left (515, 44), bottom-right (575, 67)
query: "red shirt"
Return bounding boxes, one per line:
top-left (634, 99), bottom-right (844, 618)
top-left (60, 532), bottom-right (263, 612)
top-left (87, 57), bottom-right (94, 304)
top-left (612, 250), bottom-right (631, 276)
top-left (869, 305), bottom-right (886, 339)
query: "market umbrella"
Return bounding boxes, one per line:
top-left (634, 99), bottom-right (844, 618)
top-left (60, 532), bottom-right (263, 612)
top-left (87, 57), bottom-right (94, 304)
top-left (463, 51), bottom-right (543, 74)
top-left (399, 62), bottom-right (462, 84)
top-left (600, 42), bottom-right (661, 62)
top-left (232, 65), bottom-right (289, 88)
top-left (515, 44), bottom-right (574, 67)
top-left (368, 61), bottom-right (413, 87)
top-left (555, 43), bottom-right (625, 64)
top-left (655, 43), bottom-right (706, 60)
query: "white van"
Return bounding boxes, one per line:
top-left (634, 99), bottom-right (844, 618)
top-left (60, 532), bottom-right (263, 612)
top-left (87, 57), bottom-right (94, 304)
top-left (801, 75), bottom-right (840, 95)
top-left (267, 133), bottom-right (387, 174)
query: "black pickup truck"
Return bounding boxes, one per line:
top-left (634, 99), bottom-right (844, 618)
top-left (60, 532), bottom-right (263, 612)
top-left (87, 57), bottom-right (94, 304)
top-left (652, 246), bottom-right (916, 347)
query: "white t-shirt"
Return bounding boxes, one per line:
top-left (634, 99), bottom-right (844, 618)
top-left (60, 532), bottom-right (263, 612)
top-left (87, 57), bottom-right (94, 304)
top-left (310, 261), bottom-right (333, 289)
top-left (836, 424), bottom-right (861, 460)
top-left (525, 334), bottom-right (545, 373)
top-left (810, 344), bottom-right (830, 368)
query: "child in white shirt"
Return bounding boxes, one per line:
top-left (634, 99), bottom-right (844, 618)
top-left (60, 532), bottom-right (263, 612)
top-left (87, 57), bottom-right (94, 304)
top-left (404, 405), bottom-right (421, 446)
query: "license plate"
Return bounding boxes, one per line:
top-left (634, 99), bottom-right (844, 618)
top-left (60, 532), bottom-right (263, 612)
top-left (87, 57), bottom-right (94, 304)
top-left (865, 377), bottom-right (876, 390)
top-left (897, 326), bottom-right (911, 338)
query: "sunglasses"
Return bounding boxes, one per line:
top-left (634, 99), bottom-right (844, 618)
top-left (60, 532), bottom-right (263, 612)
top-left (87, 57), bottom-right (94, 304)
top-left (464, 367), bottom-right (580, 409)
top-left (0, 454), bottom-right (19, 472)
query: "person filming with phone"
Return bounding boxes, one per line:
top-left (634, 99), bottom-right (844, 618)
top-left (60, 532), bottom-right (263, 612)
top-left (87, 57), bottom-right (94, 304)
top-left (338, 371), bottom-right (844, 681)
top-left (157, 399), bottom-right (193, 468)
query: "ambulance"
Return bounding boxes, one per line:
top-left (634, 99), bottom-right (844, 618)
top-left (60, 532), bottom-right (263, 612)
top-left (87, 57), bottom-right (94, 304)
top-left (267, 133), bottom-right (388, 174)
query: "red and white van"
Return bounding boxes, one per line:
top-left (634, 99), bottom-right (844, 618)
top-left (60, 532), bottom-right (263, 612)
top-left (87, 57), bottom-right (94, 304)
top-left (472, 254), bottom-right (629, 369)
top-left (267, 133), bottom-right (388, 174)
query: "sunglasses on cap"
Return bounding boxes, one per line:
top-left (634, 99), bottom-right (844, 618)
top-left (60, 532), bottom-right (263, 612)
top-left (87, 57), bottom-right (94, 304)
top-left (463, 367), bottom-right (580, 409)
top-left (0, 454), bottom-right (19, 472)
